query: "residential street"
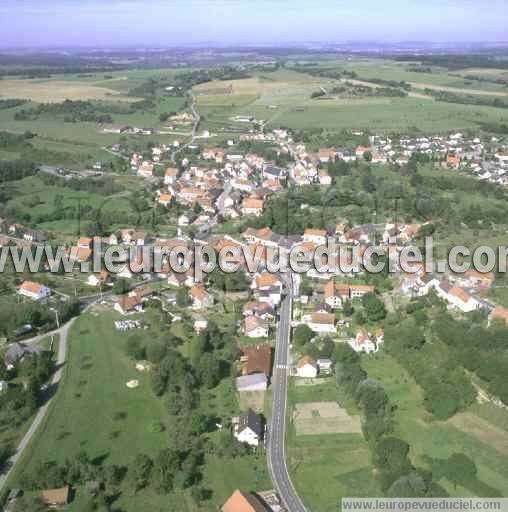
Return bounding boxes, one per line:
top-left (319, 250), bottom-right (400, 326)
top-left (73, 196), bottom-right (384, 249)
top-left (267, 274), bottom-right (307, 512)
top-left (0, 317), bottom-right (76, 494)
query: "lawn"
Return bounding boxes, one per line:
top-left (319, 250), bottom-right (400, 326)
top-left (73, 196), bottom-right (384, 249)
top-left (362, 353), bottom-right (508, 497)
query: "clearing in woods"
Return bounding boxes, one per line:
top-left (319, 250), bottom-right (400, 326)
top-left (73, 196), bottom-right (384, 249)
top-left (293, 401), bottom-right (362, 436)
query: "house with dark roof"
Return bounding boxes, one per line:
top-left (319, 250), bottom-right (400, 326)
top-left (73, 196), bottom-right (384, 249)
top-left (233, 409), bottom-right (264, 446)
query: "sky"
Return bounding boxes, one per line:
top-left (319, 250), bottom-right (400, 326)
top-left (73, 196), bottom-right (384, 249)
top-left (0, 0), bottom-right (507, 48)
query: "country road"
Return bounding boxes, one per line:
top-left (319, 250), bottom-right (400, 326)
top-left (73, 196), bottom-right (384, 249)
top-left (0, 317), bottom-right (76, 494)
top-left (0, 278), bottom-right (160, 494)
top-left (171, 90), bottom-right (200, 164)
top-left (267, 274), bottom-right (308, 512)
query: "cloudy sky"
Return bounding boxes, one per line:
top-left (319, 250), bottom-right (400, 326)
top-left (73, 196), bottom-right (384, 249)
top-left (1, 0), bottom-right (507, 48)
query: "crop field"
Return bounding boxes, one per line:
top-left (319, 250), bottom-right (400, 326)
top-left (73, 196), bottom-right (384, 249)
top-left (293, 401), bottom-right (362, 436)
top-left (0, 78), bottom-right (139, 103)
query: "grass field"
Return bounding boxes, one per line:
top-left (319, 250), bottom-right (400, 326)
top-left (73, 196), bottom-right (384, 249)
top-left (362, 353), bottom-right (508, 497)
top-left (293, 401), bottom-right (362, 436)
top-left (0, 78), bottom-right (139, 103)
top-left (286, 378), bottom-right (380, 511)
top-left (9, 308), bottom-right (270, 511)
top-left (195, 66), bottom-right (508, 133)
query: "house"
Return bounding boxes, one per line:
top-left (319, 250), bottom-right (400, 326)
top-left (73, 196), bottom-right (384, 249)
top-left (137, 161), bottom-right (154, 177)
top-left (114, 295), bottom-right (143, 315)
top-left (318, 169), bottom-right (332, 185)
top-left (324, 280), bottom-right (350, 309)
top-left (164, 167), bottom-right (179, 185)
top-left (318, 148), bottom-right (336, 163)
top-left (242, 301), bottom-right (275, 321)
top-left (222, 489), bottom-right (267, 512)
top-left (233, 409), bottom-right (264, 447)
top-left (305, 312), bottom-right (336, 334)
top-left (303, 228), bottom-right (327, 246)
top-left (193, 315), bottom-right (208, 333)
top-left (4, 343), bottom-right (42, 369)
top-left (253, 272), bottom-right (282, 292)
top-left (356, 145), bottom-right (370, 158)
top-left (296, 356), bottom-right (318, 378)
top-left (446, 153), bottom-right (461, 169)
top-left (245, 316), bottom-right (270, 338)
top-left (87, 271), bottom-right (109, 287)
top-left (446, 286), bottom-right (482, 313)
top-left (349, 284), bottom-right (375, 299)
top-left (317, 358), bottom-right (333, 374)
top-left (235, 373), bottom-right (268, 392)
top-left (452, 268), bottom-right (494, 290)
top-left (241, 197), bottom-right (264, 216)
top-left (40, 486), bottom-right (70, 508)
top-left (78, 237), bottom-right (92, 249)
top-left (158, 193), bottom-right (173, 207)
top-left (189, 285), bottom-right (214, 310)
top-left (240, 344), bottom-right (273, 377)
top-left (350, 329), bottom-right (378, 354)
top-left (73, 245), bottom-right (93, 262)
top-left (18, 281), bottom-right (51, 301)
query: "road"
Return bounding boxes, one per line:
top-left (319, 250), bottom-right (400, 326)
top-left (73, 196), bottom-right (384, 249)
top-left (267, 274), bottom-right (308, 512)
top-left (0, 318), bottom-right (76, 493)
top-left (0, 278), bottom-right (158, 493)
top-left (170, 91), bottom-right (200, 164)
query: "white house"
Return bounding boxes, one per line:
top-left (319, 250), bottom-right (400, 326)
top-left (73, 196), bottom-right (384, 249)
top-left (244, 316), bottom-right (269, 338)
top-left (350, 329), bottom-right (378, 354)
top-left (233, 409), bottom-right (263, 447)
top-left (189, 285), bottom-right (214, 310)
top-left (304, 312), bottom-right (336, 334)
top-left (302, 228), bottom-right (327, 246)
top-left (296, 356), bottom-right (318, 378)
top-left (164, 167), bottom-right (178, 185)
top-left (87, 271), bottom-right (109, 287)
top-left (18, 281), bottom-right (51, 301)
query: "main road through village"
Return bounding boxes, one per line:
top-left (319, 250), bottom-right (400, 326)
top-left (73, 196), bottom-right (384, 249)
top-left (267, 274), bottom-right (308, 512)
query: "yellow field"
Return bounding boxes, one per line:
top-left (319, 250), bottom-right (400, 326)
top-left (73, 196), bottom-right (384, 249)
top-left (0, 78), bottom-right (139, 103)
top-left (457, 68), bottom-right (508, 81)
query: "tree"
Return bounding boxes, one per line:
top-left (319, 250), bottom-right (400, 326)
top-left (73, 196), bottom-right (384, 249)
top-left (130, 454), bottom-right (153, 492)
top-left (293, 324), bottom-right (313, 347)
top-left (112, 278), bottom-right (130, 295)
top-left (374, 437), bottom-right (413, 491)
top-left (176, 288), bottom-right (189, 307)
top-left (12, 497), bottom-right (48, 512)
top-left (362, 293), bottom-right (387, 322)
top-left (125, 334), bottom-right (146, 360)
top-left (444, 453), bottom-right (477, 489)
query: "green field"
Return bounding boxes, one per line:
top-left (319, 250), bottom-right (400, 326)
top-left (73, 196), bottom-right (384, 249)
top-left (9, 309), bottom-right (270, 511)
top-left (286, 379), bottom-right (381, 512)
top-left (363, 353), bottom-right (508, 497)
top-left (196, 66), bottom-right (508, 133)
